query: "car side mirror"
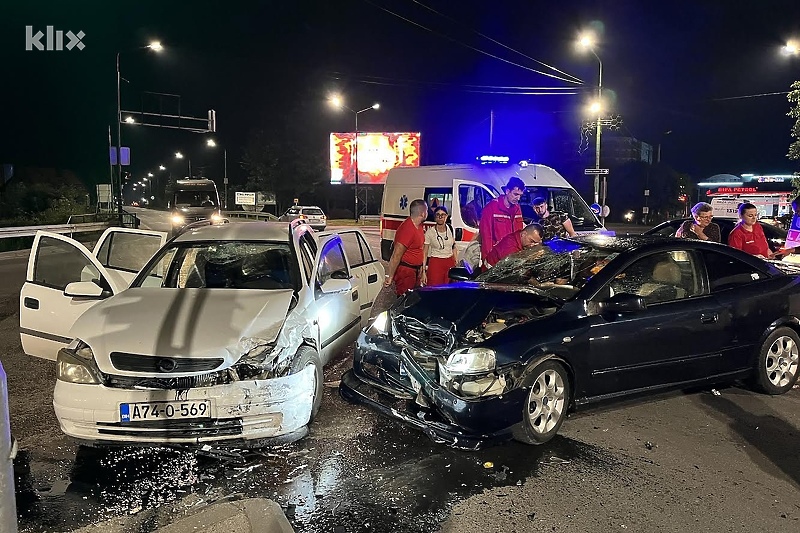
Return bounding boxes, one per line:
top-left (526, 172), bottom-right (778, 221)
top-left (64, 281), bottom-right (109, 299)
top-left (597, 292), bottom-right (646, 315)
top-left (448, 266), bottom-right (473, 282)
top-left (320, 278), bottom-right (351, 294)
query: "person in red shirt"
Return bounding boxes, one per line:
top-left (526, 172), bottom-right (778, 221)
top-left (728, 202), bottom-right (773, 259)
top-left (479, 177), bottom-right (525, 263)
top-left (485, 223), bottom-right (544, 267)
top-left (385, 198), bottom-right (428, 295)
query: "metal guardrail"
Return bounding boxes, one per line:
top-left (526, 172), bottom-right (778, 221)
top-left (0, 222), bottom-right (114, 240)
top-left (359, 214), bottom-right (380, 225)
top-left (222, 211), bottom-right (278, 221)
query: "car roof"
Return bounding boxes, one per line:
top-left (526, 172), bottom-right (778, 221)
top-left (566, 233), bottom-right (738, 253)
top-left (172, 221), bottom-right (293, 243)
top-left (288, 205), bottom-right (323, 210)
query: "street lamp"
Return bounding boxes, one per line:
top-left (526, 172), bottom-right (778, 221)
top-left (578, 33), bottom-right (604, 207)
top-left (206, 138), bottom-right (228, 209)
top-left (116, 40), bottom-right (162, 225)
top-left (329, 95), bottom-right (380, 221)
top-left (175, 151), bottom-right (191, 178)
top-left (783, 40), bottom-right (798, 55)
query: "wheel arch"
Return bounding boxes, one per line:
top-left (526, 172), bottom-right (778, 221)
top-left (517, 348), bottom-right (575, 407)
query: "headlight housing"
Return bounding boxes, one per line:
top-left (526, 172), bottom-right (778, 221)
top-left (366, 311), bottom-right (388, 336)
top-left (171, 214), bottom-right (185, 225)
top-left (444, 347), bottom-right (496, 375)
top-left (57, 340), bottom-right (102, 384)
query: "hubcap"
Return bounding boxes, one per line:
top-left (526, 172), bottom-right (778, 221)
top-left (765, 335), bottom-right (799, 387)
top-left (525, 369), bottom-right (566, 435)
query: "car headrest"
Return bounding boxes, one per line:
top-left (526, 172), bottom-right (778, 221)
top-left (652, 260), bottom-right (681, 285)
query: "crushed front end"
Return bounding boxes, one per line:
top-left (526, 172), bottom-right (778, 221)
top-left (340, 286), bottom-right (559, 448)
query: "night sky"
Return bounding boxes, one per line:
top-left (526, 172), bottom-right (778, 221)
top-left (2, 0), bottom-right (799, 194)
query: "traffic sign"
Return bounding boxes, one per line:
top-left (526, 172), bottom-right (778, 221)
top-left (584, 168), bottom-right (609, 175)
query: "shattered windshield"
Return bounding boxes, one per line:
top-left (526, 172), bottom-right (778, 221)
top-left (475, 240), bottom-right (619, 299)
top-left (135, 241), bottom-right (299, 291)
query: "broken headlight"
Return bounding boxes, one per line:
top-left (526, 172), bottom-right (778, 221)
top-left (365, 311), bottom-right (388, 336)
top-left (236, 337), bottom-right (285, 379)
top-left (57, 339), bottom-right (102, 385)
top-left (444, 347), bottom-right (496, 375)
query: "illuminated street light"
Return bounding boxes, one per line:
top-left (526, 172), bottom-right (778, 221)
top-left (206, 138), bottom-right (228, 208)
top-left (783, 40), bottom-right (798, 55)
top-left (329, 95), bottom-right (381, 221)
top-left (158, 165), bottom-right (166, 171)
top-left (175, 152), bottom-right (191, 177)
top-left (147, 172), bottom-right (153, 177)
top-left (116, 41), bottom-right (163, 223)
top-left (124, 116), bottom-right (135, 124)
top-left (577, 31), bottom-right (604, 208)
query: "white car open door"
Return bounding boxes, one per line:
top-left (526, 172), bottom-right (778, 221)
top-left (19, 229), bottom-right (166, 361)
top-left (313, 234), bottom-right (361, 363)
top-left (91, 227), bottom-right (168, 287)
top-left (321, 229), bottom-right (384, 328)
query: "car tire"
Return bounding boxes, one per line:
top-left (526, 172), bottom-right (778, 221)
top-left (290, 346), bottom-right (324, 421)
top-left (511, 360), bottom-right (570, 445)
top-left (752, 327), bottom-right (800, 395)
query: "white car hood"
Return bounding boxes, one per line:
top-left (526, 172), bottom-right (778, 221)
top-left (71, 288), bottom-right (295, 373)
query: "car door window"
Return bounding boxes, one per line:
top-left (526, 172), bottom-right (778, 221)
top-left (609, 251), bottom-right (700, 305)
top-left (338, 231), bottom-right (368, 267)
top-left (95, 232), bottom-right (163, 273)
top-left (701, 250), bottom-right (768, 292)
top-left (317, 242), bottom-right (348, 287)
top-left (299, 242), bottom-right (314, 283)
top-left (33, 236), bottom-right (105, 290)
top-left (458, 184), bottom-right (493, 228)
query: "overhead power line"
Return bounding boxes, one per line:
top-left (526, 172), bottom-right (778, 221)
top-left (409, 0), bottom-right (583, 84)
top-left (361, 0), bottom-right (582, 86)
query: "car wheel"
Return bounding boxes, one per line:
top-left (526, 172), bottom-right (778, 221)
top-left (511, 360), bottom-right (570, 445)
top-left (290, 346), bottom-right (323, 421)
top-left (753, 327), bottom-right (800, 395)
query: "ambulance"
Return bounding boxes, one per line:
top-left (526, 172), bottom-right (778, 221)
top-left (379, 160), bottom-right (606, 261)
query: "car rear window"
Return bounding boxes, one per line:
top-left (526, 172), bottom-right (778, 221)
top-left (303, 208), bottom-right (324, 215)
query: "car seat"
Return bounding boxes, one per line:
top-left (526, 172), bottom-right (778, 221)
top-left (640, 259), bottom-right (684, 303)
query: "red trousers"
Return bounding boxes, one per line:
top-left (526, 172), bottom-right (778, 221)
top-left (393, 265), bottom-right (420, 295)
top-left (426, 256), bottom-right (456, 286)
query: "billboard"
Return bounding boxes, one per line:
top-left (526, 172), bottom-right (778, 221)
top-left (330, 132), bottom-right (421, 185)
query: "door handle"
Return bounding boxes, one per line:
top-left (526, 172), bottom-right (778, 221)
top-left (24, 297), bottom-right (39, 310)
top-left (368, 273), bottom-right (378, 283)
top-left (700, 313), bottom-right (718, 324)
top-left (352, 290), bottom-right (359, 301)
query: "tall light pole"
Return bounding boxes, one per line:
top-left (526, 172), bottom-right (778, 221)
top-left (329, 95), bottom-right (380, 221)
top-left (578, 34), bottom-right (603, 206)
top-left (175, 151), bottom-right (191, 178)
top-left (207, 139), bottom-right (228, 209)
top-left (116, 41), bottom-right (162, 225)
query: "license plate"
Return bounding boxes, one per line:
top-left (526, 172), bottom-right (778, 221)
top-left (120, 400), bottom-right (211, 423)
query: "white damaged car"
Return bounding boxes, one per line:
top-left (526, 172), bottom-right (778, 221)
top-left (19, 221), bottom-right (383, 447)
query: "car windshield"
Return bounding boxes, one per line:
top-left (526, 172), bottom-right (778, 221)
top-left (174, 190), bottom-right (217, 207)
top-left (475, 240), bottom-right (619, 299)
top-left (134, 241), bottom-right (298, 290)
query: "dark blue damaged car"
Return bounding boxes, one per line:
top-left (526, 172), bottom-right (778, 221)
top-left (340, 235), bottom-right (800, 448)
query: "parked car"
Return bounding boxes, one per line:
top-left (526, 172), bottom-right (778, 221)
top-left (341, 235), bottom-right (800, 448)
top-left (279, 205), bottom-right (327, 231)
top-left (19, 221), bottom-right (383, 447)
top-left (644, 218), bottom-right (787, 253)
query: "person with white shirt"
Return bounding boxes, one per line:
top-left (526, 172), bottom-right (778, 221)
top-left (422, 205), bottom-right (458, 286)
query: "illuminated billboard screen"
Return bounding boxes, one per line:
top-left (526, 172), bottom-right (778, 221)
top-left (330, 132), bottom-right (421, 185)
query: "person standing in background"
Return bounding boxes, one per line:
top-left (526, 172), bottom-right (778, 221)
top-left (728, 202), bottom-right (773, 259)
top-left (385, 199), bottom-right (428, 295)
top-left (422, 205), bottom-right (457, 286)
top-left (479, 177), bottom-right (525, 263)
top-left (676, 202), bottom-right (721, 242)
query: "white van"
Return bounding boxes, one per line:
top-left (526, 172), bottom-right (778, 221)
top-left (380, 162), bottom-right (606, 260)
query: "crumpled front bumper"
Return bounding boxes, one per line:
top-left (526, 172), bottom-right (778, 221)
top-left (339, 330), bottom-right (528, 448)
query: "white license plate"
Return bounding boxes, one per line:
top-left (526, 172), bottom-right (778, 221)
top-left (120, 400), bottom-right (211, 422)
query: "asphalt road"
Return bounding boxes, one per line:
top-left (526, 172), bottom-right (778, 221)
top-left (1, 212), bottom-right (798, 532)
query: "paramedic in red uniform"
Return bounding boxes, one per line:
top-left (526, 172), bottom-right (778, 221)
top-left (422, 205), bottom-right (458, 286)
top-left (485, 223), bottom-right (544, 267)
top-left (479, 176), bottom-right (525, 264)
top-left (728, 202), bottom-right (774, 259)
top-left (385, 199), bottom-right (428, 295)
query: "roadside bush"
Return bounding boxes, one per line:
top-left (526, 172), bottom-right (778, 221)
top-left (327, 207), bottom-right (353, 220)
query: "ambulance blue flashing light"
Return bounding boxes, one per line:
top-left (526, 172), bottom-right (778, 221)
top-left (477, 155), bottom-right (510, 164)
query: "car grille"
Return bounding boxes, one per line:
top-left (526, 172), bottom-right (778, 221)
top-left (103, 372), bottom-right (229, 390)
top-left (97, 418), bottom-right (243, 438)
top-left (111, 352), bottom-right (224, 373)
